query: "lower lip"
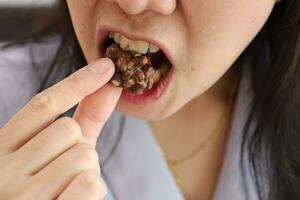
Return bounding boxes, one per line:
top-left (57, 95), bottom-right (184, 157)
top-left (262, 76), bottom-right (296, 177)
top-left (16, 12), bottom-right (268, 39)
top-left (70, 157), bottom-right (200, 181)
top-left (120, 66), bottom-right (174, 104)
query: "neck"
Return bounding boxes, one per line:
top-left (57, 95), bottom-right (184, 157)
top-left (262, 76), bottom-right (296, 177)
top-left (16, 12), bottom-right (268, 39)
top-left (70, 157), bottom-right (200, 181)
top-left (148, 66), bottom-right (240, 159)
top-left (148, 66), bottom-right (241, 199)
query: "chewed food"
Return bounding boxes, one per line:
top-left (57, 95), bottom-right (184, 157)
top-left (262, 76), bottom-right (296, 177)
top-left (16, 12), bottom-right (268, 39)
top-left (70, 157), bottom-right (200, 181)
top-left (104, 33), bottom-right (171, 95)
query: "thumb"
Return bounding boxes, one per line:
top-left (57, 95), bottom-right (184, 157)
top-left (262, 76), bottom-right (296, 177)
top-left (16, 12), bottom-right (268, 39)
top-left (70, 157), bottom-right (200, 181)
top-left (73, 83), bottom-right (122, 147)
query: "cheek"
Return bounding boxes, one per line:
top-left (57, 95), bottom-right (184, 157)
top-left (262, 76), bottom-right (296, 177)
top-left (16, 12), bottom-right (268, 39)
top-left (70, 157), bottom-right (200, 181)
top-left (66, 1), bottom-right (99, 63)
top-left (180, 0), bottom-right (275, 93)
top-left (187, 0), bottom-right (275, 63)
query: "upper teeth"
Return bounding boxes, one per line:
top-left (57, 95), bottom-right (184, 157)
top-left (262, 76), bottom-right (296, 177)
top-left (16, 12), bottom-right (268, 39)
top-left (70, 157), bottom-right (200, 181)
top-left (109, 32), bottom-right (160, 54)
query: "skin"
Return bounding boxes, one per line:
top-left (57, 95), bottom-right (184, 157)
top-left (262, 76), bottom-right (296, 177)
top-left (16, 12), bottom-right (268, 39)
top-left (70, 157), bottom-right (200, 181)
top-left (67, 0), bottom-right (276, 120)
top-left (66, 0), bottom-right (277, 198)
top-left (0, 59), bottom-right (121, 199)
top-left (0, 0), bottom-right (279, 199)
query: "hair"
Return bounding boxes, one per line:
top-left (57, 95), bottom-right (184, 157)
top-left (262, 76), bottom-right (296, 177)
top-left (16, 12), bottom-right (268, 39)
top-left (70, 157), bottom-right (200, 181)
top-left (2, 1), bottom-right (300, 199)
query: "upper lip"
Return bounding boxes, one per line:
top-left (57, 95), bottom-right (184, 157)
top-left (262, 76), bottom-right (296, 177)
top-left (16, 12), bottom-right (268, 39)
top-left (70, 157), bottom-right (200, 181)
top-left (97, 25), bottom-right (174, 67)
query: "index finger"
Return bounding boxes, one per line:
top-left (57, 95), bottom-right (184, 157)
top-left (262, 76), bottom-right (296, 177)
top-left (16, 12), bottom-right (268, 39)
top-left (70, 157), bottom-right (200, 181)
top-left (0, 58), bottom-right (115, 151)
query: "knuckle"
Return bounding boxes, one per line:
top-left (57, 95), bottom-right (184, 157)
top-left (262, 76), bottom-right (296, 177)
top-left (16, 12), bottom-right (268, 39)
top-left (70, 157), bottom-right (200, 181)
top-left (74, 143), bottom-right (99, 166)
top-left (0, 137), bottom-right (11, 155)
top-left (28, 90), bottom-right (55, 115)
top-left (0, 175), bottom-right (33, 200)
top-left (57, 117), bottom-right (82, 139)
top-left (0, 154), bottom-right (18, 171)
top-left (99, 178), bottom-right (108, 198)
top-left (68, 72), bottom-right (85, 91)
top-left (79, 109), bottom-right (104, 124)
top-left (77, 171), bottom-right (101, 191)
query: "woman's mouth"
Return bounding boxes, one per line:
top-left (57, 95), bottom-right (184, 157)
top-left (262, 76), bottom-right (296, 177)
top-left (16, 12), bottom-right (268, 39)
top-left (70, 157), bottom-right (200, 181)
top-left (98, 30), bottom-right (174, 104)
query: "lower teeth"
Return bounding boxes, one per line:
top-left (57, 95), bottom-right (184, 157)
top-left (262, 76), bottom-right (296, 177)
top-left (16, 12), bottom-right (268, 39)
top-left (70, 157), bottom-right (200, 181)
top-left (104, 42), bottom-right (171, 95)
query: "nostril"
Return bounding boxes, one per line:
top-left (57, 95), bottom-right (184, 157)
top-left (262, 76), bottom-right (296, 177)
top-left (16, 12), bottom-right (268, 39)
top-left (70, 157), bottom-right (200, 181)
top-left (107, 0), bottom-right (175, 16)
top-left (150, 0), bottom-right (177, 15)
top-left (109, 0), bottom-right (149, 15)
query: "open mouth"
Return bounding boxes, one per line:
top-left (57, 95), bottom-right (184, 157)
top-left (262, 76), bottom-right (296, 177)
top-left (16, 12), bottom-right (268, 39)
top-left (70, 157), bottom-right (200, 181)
top-left (101, 32), bottom-right (172, 95)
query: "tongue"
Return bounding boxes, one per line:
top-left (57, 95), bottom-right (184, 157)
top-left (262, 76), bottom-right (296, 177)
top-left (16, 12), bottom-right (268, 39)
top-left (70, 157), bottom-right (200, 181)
top-left (104, 42), bottom-right (170, 95)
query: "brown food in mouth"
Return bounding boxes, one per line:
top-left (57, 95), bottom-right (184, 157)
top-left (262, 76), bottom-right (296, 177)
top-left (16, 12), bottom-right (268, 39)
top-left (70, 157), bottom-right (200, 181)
top-left (104, 43), bottom-right (170, 95)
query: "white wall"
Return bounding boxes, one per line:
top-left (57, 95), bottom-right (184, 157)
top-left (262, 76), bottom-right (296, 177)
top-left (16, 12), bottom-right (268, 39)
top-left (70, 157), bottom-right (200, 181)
top-left (0, 0), bottom-right (56, 7)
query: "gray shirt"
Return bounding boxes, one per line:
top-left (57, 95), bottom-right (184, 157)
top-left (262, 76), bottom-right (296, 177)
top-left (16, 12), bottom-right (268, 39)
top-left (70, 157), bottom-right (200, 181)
top-left (0, 37), bottom-right (258, 200)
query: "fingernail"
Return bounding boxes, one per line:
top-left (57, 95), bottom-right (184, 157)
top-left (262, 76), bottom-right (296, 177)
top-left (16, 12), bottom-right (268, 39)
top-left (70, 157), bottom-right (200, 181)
top-left (88, 58), bottom-right (114, 74)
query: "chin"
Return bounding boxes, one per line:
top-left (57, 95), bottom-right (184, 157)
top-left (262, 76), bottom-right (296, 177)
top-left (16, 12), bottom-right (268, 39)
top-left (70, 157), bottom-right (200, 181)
top-left (115, 96), bottom-right (177, 121)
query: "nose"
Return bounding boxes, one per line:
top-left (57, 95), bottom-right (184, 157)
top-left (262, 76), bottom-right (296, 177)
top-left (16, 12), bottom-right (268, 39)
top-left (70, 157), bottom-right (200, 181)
top-left (106, 0), bottom-right (176, 15)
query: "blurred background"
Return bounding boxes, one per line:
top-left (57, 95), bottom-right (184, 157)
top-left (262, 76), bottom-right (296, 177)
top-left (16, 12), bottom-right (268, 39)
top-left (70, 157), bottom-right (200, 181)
top-left (0, 0), bottom-right (57, 41)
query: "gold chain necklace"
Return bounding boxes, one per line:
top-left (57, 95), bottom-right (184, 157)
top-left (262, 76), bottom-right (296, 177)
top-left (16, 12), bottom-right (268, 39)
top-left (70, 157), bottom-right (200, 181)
top-left (163, 69), bottom-right (240, 193)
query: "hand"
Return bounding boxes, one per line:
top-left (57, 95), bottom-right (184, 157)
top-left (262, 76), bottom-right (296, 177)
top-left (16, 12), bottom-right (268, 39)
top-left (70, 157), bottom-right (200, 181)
top-left (0, 58), bottom-right (122, 200)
